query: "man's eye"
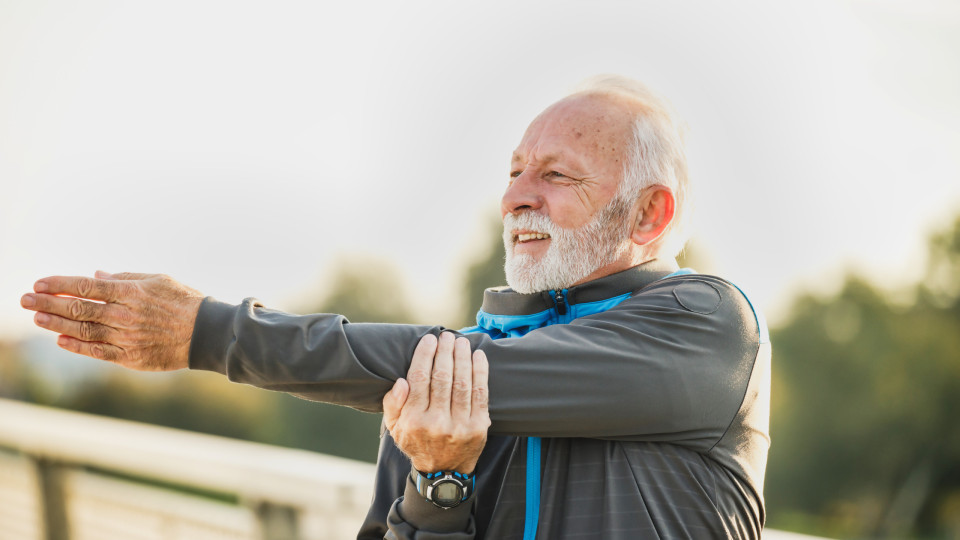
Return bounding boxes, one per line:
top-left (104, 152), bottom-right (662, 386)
top-left (509, 170), bottom-right (522, 178)
top-left (547, 171), bottom-right (566, 178)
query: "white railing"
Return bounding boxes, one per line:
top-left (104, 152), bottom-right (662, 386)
top-left (0, 398), bottom-right (375, 540)
top-left (0, 397), bottom-right (828, 540)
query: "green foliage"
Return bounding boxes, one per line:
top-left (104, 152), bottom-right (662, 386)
top-left (921, 216), bottom-right (960, 312)
top-left (456, 215), bottom-right (507, 328)
top-left (3, 364), bottom-right (384, 463)
top-left (272, 255), bottom-right (425, 461)
top-left (0, 342), bottom-right (28, 400)
top-left (304, 255), bottom-right (416, 323)
top-left (766, 216), bottom-right (960, 539)
top-left (676, 238), bottom-right (716, 275)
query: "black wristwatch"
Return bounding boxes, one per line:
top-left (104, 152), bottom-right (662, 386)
top-left (411, 469), bottom-right (475, 509)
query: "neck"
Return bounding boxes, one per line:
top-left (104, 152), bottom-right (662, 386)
top-left (572, 247), bottom-right (661, 287)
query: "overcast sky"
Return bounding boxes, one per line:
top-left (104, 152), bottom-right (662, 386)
top-left (2, 0), bottom-right (959, 340)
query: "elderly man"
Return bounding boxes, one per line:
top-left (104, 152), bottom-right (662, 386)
top-left (21, 76), bottom-right (770, 539)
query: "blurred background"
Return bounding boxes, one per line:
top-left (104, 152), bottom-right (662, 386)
top-left (1, 0), bottom-right (958, 538)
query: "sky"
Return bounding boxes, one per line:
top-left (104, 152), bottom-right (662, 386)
top-left (1, 0), bottom-right (959, 340)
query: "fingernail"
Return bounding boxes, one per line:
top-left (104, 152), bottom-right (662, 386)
top-left (392, 379), bottom-right (404, 398)
top-left (35, 313), bottom-right (50, 324)
top-left (20, 294), bottom-right (35, 307)
top-left (96, 270), bottom-right (113, 279)
top-left (34, 281), bottom-right (48, 293)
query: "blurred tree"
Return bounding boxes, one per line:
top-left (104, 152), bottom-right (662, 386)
top-left (0, 341), bottom-right (28, 401)
top-left (457, 215), bottom-right (507, 329)
top-left (921, 215), bottom-right (960, 312)
top-left (676, 237), bottom-right (716, 275)
top-left (65, 371), bottom-right (276, 443)
top-left (766, 216), bottom-right (960, 539)
top-left (302, 255), bottom-right (416, 323)
top-left (268, 255), bottom-right (422, 462)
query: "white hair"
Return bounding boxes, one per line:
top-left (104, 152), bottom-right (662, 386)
top-left (571, 75), bottom-right (691, 257)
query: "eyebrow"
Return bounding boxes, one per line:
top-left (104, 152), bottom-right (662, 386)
top-left (511, 151), bottom-right (562, 166)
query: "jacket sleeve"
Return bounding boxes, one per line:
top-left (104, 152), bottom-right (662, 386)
top-left (189, 277), bottom-right (761, 449)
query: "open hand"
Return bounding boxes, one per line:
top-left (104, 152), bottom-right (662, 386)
top-left (383, 332), bottom-right (491, 474)
top-left (20, 272), bottom-right (204, 371)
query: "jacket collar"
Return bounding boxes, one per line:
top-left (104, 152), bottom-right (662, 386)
top-left (479, 258), bottom-right (680, 316)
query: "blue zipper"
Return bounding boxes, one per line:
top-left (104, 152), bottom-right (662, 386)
top-left (521, 287), bottom-right (567, 539)
top-left (522, 437), bottom-right (541, 540)
top-left (551, 289), bottom-right (567, 316)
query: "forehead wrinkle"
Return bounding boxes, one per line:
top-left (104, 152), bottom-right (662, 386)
top-left (515, 140), bottom-right (587, 171)
top-left (512, 147), bottom-right (562, 166)
top-left (514, 96), bottom-right (631, 173)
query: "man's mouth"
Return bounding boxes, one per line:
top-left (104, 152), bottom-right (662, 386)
top-left (515, 232), bottom-right (551, 243)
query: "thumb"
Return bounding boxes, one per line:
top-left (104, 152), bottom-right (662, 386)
top-left (382, 378), bottom-right (409, 431)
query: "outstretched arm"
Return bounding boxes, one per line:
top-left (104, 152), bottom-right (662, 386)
top-left (22, 271), bottom-right (762, 450)
top-left (181, 279), bottom-right (761, 450)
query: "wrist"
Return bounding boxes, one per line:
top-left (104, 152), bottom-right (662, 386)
top-left (410, 457), bottom-right (479, 474)
top-left (393, 473), bottom-right (476, 534)
top-left (411, 467), bottom-right (476, 509)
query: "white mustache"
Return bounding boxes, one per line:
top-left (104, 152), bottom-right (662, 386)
top-left (503, 212), bottom-right (560, 237)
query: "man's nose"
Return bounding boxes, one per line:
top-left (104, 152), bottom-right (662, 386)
top-left (500, 172), bottom-right (544, 217)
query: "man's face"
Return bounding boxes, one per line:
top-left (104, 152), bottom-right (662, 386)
top-left (501, 94), bottom-right (637, 293)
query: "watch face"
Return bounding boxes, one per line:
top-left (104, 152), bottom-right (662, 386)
top-left (434, 481), bottom-right (464, 506)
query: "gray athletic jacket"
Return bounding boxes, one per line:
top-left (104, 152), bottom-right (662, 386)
top-left (189, 258), bottom-right (771, 539)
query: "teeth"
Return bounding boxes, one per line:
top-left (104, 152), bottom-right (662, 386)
top-left (517, 233), bottom-right (551, 242)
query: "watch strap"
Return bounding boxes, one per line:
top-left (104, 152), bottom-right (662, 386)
top-left (411, 469), bottom-right (476, 509)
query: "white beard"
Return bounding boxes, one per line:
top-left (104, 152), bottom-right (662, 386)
top-left (503, 195), bottom-right (634, 294)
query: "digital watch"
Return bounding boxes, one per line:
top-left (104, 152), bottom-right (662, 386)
top-left (411, 469), bottom-right (475, 509)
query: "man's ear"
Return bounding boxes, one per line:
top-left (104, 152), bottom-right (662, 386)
top-left (630, 185), bottom-right (676, 247)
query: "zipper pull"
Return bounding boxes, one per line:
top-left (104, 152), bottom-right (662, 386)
top-left (553, 289), bottom-right (568, 315)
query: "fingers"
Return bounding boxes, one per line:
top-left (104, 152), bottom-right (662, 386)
top-left (391, 335), bottom-right (490, 474)
top-left (34, 312), bottom-right (117, 343)
top-left (382, 378), bottom-right (409, 432)
top-left (471, 349), bottom-right (490, 421)
top-left (32, 275), bottom-right (131, 303)
top-left (405, 334), bottom-right (438, 411)
top-left (428, 332), bottom-right (456, 412)
top-left (21, 292), bottom-right (111, 323)
top-left (404, 333), bottom-right (485, 419)
top-left (56, 334), bottom-right (122, 363)
top-left (451, 337), bottom-right (473, 420)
